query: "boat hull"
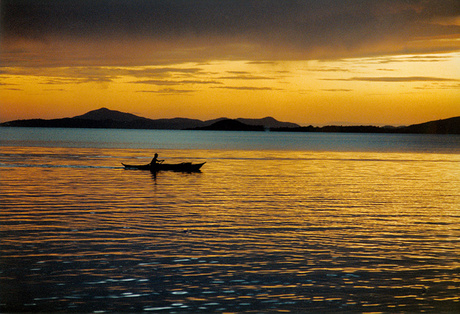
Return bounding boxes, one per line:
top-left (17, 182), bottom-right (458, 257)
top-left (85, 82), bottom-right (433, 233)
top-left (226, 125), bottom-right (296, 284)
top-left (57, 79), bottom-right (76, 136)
top-left (122, 162), bottom-right (205, 172)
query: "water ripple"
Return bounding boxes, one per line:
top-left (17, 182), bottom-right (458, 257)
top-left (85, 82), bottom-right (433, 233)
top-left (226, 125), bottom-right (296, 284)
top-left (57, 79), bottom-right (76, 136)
top-left (1, 147), bottom-right (459, 312)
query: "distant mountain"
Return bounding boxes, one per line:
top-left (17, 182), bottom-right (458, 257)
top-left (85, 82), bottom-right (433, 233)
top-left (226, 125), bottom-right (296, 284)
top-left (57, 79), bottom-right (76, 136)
top-left (191, 119), bottom-right (265, 131)
top-left (0, 108), bottom-right (299, 130)
top-left (1, 108), bottom-right (458, 134)
top-left (237, 117), bottom-right (298, 129)
top-left (74, 107), bottom-right (144, 122)
top-left (271, 116), bottom-right (460, 134)
top-left (400, 116), bottom-right (460, 134)
top-left (197, 117), bottom-right (299, 129)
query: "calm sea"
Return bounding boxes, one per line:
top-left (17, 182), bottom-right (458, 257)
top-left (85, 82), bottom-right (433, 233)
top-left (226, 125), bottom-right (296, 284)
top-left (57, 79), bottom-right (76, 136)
top-left (1, 127), bottom-right (459, 313)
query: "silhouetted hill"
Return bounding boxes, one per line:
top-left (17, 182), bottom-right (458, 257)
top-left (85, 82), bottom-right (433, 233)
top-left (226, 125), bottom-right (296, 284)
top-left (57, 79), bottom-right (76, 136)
top-left (0, 109), bottom-right (206, 129)
top-left (237, 117), bottom-right (298, 129)
top-left (1, 108), bottom-right (458, 134)
top-left (74, 107), bottom-right (144, 122)
top-left (400, 116), bottom-right (460, 134)
top-left (0, 108), bottom-right (299, 130)
top-left (270, 116), bottom-right (460, 134)
top-left (189, 117), bottom-right (300, 129)
top-left (191, 119), bottom-right (265, 131)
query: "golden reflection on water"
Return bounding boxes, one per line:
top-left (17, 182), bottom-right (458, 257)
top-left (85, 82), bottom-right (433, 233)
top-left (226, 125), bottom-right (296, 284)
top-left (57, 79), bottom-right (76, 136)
top-left (0, 147), bottom-right (459, 312)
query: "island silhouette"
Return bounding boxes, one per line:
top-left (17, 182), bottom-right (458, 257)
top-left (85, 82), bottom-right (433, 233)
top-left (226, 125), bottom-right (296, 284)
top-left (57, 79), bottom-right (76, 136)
top-left (1, 107), bottom-right (459, 134)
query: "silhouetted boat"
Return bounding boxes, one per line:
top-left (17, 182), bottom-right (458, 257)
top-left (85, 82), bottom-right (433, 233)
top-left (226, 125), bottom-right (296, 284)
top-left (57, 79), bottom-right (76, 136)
top-left (122, 162), bottom-right (205, 172)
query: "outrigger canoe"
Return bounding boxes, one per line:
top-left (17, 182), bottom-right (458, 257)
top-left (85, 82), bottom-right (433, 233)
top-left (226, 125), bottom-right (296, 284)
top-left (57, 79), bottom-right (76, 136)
top-left (122, 162), bottom-right (205, 172)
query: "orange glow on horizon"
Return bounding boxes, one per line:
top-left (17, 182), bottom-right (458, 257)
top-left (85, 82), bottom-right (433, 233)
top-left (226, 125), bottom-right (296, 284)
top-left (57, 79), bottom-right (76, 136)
top-left (1, 53), bottom-right (459, 126)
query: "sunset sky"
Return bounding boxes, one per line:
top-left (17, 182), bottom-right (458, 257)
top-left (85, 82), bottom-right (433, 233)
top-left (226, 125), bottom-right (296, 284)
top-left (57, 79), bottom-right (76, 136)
top-left (1, 0), bottom-right (459, 126)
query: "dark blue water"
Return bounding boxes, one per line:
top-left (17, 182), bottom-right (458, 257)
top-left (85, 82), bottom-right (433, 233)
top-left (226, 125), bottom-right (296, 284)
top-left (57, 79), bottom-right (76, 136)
top-left (1, 128), bottom-right (459, 312)
top-left (1, 127), bottom-right (459, 152)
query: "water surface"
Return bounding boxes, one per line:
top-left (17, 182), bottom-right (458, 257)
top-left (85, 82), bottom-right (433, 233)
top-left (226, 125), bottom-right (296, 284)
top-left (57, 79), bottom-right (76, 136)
top-left (1, 128), bottom-right (459, 312)
top-left (2, 127), bottom-right (459, 152)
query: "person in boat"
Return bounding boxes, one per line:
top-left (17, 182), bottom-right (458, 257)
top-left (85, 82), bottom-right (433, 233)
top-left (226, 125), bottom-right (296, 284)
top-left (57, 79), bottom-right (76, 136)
top-left (150, 153), bottom-right (164, 165)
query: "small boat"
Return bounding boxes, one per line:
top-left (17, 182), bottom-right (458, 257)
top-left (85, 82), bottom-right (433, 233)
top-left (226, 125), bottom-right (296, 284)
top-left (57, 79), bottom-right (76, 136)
top-left (122, 162), bottom-right (205, 172)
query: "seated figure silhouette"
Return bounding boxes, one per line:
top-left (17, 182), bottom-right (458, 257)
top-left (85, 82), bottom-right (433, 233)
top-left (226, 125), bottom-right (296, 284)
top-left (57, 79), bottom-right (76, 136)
top-left (150, 153), bottom-right (164, 165)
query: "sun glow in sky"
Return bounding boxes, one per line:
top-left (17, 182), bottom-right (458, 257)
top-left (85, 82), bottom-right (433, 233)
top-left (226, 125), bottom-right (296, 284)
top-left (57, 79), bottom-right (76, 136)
top-left (1, 1), bottom-right (459, 125)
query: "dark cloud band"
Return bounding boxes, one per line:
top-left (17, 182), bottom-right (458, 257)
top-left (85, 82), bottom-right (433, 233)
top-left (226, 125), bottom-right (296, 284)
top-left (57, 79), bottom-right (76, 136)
top-left (1, 0), bottom-right (459, 65)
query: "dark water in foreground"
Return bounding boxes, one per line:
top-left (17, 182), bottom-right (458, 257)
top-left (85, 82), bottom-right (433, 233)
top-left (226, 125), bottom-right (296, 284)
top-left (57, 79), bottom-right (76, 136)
top-left (1, 128), bottom-right (459, 312)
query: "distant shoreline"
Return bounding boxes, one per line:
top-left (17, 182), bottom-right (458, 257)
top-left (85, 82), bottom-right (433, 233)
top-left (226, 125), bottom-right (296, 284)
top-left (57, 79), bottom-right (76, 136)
top-left (2, 121), bottom-right (460, 135)
top-left (1, 108), bottom-right (459, 134)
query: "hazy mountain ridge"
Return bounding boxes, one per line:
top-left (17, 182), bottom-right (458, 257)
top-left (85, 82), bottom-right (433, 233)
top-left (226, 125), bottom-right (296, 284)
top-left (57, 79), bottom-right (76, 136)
top-left (271, 116), bottom-right (460, 134)
top-left (190, 119), bottom-right (265, 131)
top-left (401, 116), bottom-right (460, 135)
top-left (237, 117), bottom-right (299, 129)
top-left (1, 108), bottom-right (459, 134)
top-left (74, 108), bottom-right (143, 122)
top-left (1, 108), bottom-right (299, 130)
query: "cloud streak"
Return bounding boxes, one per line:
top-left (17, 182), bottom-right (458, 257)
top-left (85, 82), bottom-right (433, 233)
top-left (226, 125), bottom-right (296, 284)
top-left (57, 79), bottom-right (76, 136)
top-left (213, 86), bottom-right (280, 91)
top-left (0, 65), bottom-right (211, 85)
top-left (324, 76), bottom-right (459, 82)
top-left (132, 79), bottom-right (221, 86)
top-left (218, 74), bottom-right (274, 80)
top-left (136, 88), bottom-right (194, 95)
top-left (322, 89), bottom-right (353, 92)
top-left (1, 0), bottom-right (459, 67)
